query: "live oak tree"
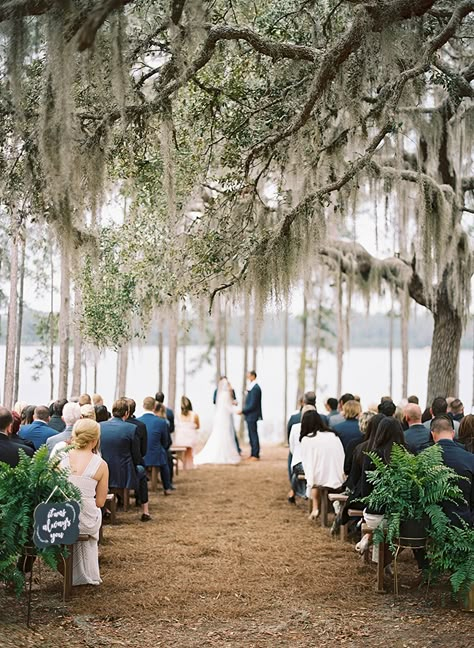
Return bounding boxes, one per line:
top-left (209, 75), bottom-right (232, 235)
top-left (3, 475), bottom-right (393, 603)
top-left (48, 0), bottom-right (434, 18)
top-left (0, 1), bottom-right (472, 402)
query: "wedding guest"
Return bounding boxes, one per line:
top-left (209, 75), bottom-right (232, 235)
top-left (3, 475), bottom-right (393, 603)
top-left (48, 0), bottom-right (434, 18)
top-left (125, 398), bottom-right (147, 462)
top-left (46, 402), bottom-right (82, 456)
top-left (300, 410), bottom-right (345, 520)
top-left (95, 405), bottom-right (110, 423)
top-left (343, 410), bottom-right (376, 476)
top-left (59, 419), bottom-right (109, 585)
top-left (79, 393), bottom-right (92, 406)
top-left (138, 398), bottom-right (172, 494)
top-left (403, 403), bottom-right (430, 453)
top-left (450, 398), bottom-right (464, 423)
top-left (407, 395), bottom-right (419, 404)
top-left (100, 398), bottom-right (151, 521)
top-left (423, 397), bottom-right (460, 434)
top-left (0, 407), bottom-right (34, 466)
top-left (287, 404), bottom-right (316, 503)
top-left (48, 399), bottom-right (67, 432)
top-left (330, 393), bottom-right (355, 427)
top-left (155, 391), bottom-right (175, 481)
top-left (325, 398), bottom-right (339, 425)
top-left (378, 399), bottom-right (396, 417)
top-left (21, 405), bottom-right (35, 426)
top-left (10, 411), bottom-right (34, 450)
top-left (333, 400), bottom-right (362, 452)
top-left (92, 394), bottom-right (104, 407)
top-left (174, 396), bottom-right (200, 469)
top-left (19, 405), bottom-right (58, 450)
top-left (429, 416), bottom-right (474, 525)
top-left (81, 404), bottom-right (97, 420)
top-left (13, 401), bottom-right (28, 417)
top-left (459, 415), bottom-right (474, 453)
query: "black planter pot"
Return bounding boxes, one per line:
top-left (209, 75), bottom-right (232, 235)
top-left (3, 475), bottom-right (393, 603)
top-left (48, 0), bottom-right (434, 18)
top-left (397, 516), bottom-right (428, 548)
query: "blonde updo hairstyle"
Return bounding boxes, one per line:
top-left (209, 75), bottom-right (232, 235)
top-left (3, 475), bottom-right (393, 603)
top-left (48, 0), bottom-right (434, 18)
top-left (72, 418), bottom-right (100, 452)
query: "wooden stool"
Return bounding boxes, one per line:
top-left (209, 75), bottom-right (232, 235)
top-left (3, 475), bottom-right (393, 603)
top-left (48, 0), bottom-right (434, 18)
top-left (170, 446), bottom-right (188, 470)
top-left (104, 493), bottom-right (117, 524)
top-left (109, 488), bottom-right (131, 512)
top-left (328, 493), bottom-right (349, 540)
top-left (62, 534), bottom-right (90, 601)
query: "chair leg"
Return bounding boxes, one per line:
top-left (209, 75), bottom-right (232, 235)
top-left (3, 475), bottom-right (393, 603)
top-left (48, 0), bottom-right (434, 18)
top-left (376, 539), bottom-right (386, 593)
top-left (320, 488), bottom-right (329, 527)
top-left (63, 547), bottom-right (73, 602)
top-left (123, 489), bottom-right (129, 512)
top-left (341, 522), bottom-right (348, 542)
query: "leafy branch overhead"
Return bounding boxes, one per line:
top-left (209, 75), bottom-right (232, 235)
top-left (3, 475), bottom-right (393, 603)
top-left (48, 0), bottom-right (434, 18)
top-left (0, 1), bottom-right (472, 374)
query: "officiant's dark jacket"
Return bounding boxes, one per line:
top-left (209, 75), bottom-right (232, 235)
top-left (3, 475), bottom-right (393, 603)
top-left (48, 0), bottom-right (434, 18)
top-left (435, 438), bottom-right (474, 526)
top-left (0, 434), bottom-right (34, 467)
top-left (242, 385), bottom-right (262, 421)
top-left (100, 417), bottom-right (142, 489)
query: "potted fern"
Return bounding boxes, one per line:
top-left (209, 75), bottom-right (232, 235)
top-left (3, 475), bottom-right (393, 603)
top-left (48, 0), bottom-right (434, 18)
top-left (362, 444), bottom-right (463, 549)
top-left (0, 446), bottom-right (81, 596)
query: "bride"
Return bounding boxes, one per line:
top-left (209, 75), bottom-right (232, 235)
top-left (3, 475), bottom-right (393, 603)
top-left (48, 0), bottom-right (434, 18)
top-left (194, 378), bottom-right (241, 465)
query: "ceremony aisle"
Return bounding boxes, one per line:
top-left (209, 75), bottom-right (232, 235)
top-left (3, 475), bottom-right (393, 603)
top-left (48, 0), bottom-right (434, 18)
top-left (0, 445), bottom-right (472, 647)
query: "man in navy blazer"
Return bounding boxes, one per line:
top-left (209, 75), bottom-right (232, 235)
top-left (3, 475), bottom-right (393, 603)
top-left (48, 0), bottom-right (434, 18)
top-left (138, 397), bottom-right (172, 494)
top-left (0, 408), bottom-right (34, 466)
top-left (19, 406), bottom-right (58, 450)
top-left (403, 403), bottom-right (431, 453)
top-left (100, 398), bottom-right (151, 521)
top-left (241, 370), bottom-right (262, 461)
top-left (430, 416), bottom-right (474, 526)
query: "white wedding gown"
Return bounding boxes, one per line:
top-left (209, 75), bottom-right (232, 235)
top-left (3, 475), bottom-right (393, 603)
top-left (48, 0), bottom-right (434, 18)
top-left (194, 382), bottom-right (241, 465)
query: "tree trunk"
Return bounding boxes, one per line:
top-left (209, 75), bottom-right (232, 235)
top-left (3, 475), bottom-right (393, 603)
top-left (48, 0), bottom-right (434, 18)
top-left (70, 285), bottom-right (82, 398)
top-left (283, 306), bottom-right (289, 442)
top-left (388, 303), bottom-right (394, 398)
top-left (93, 353), bottom-right (98, 394)
top-left (401, 292), bottom-right (409, 399)
top-left (313, 272), bottom-right (324, 390)
top-left (296, 284), bottom-right (308, 405)
top-left (115, 344), bottom-right (128, 399)
top-left (426, 295), bottom-right (462, 406)
top-left (336, 273), bottom-right (344, 398)
top-left (3, 230), bottom-right (19, 409)
top-left (13, 237), bottom-right (26, 404)
top-left (58, 241), bottom-right (70, 399)
top-left (239, 293), bottom-right (250, 441)
top-left (49, 245), bottom-right (55, 400)
top-left (215, 295), bottom-right (222, 383)
top-left (222, 300), bottom-right (228, 377)
top-left (168, 307), bottom-right (178, 411)
top-left (252, 294), bottom-right (259, 372)
top-left (158, 325), bottom-right (164, 391)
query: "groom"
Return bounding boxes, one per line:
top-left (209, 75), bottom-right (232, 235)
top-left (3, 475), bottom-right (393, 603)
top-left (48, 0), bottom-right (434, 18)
top-left (241, 370), bottom-right (262, 461)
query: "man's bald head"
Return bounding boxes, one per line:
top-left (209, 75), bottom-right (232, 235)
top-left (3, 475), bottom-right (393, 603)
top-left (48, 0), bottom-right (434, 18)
top-left (431, 415), bottom-right (455, 441)
top-left (404, 403), bottom-right (422, 425)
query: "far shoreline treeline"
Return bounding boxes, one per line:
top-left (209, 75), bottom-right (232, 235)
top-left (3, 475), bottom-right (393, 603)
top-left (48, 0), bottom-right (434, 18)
top-left (1, 308), bottom-right (472, 350)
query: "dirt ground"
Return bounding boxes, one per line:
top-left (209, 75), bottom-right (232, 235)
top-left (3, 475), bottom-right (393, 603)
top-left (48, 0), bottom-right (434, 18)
top-left (1, 444), bottom-right (473, 647)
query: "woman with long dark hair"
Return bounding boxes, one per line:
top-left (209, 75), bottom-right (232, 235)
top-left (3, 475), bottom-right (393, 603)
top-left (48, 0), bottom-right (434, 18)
top-left (300, 410), bottom-right (345, 520)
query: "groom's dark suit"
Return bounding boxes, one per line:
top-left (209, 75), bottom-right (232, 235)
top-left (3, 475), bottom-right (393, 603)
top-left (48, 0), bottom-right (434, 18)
top-left (243, 382), bottom-right (262, 459)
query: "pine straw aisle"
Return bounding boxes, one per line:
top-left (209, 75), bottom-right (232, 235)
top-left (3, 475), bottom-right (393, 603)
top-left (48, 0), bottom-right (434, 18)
top-left (1, 445), bottom-right (473, 647)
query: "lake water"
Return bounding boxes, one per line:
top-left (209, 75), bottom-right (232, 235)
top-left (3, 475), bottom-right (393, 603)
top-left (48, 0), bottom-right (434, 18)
top-left (1, 345), bottom-right (472, 443)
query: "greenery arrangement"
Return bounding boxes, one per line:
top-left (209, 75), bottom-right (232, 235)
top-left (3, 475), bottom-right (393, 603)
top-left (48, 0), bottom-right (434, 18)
top-left (363, 443), bottom-right (474, 598)
top-left (0, 447), bottom-right (81, 596)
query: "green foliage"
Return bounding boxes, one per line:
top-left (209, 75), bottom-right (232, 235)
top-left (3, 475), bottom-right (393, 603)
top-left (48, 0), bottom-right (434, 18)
top-left (25, 311), bottom-right (58, 381)
top-left (363, 444), bottom-right (463, 548)
top-left (362, 443), bottom-right (474, 597)
top-left (0, 447), bottom-right (81, 596)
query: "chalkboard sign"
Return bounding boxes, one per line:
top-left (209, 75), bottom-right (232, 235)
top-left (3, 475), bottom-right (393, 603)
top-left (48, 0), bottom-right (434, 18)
top-left (33, 501), bottom-right (80, 548)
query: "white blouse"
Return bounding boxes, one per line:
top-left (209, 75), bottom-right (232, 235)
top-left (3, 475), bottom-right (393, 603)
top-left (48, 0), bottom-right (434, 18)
top-left (300, 432), bottom-right (345, 495)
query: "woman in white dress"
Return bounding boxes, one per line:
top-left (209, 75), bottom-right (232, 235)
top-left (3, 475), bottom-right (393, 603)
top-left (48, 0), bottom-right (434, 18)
top-left (59, 418), bottom-right (109, 586)
top-left (195, 378), bottom-right (241, 465)
top-left (174, 396), bottom-right (201, 469)
top-left (300, 409), bottom-right (345, 521)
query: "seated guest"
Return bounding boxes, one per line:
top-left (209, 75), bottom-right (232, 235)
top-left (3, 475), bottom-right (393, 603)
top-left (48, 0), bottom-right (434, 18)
top-left (10, 411), bottom-right (34, 450)
top-left (300, 410), bottom-right (345, 520)
top-left (79, 393), bottom-right (92, 406)
top-left (333, 400), bottom-right (362, 452)
top-left (287, 395), bottom-right (304, 442)
top-left (329, 393), bottom-right (355, 427)
top-left (403, 403), bottom-right (431, 453)
top-left (428, 416), bottom-right (474, 526)
top-left (357, 417), bottom-right (406, 556)
top-left (407, 395), bottom-right (419, 404)
top-left (423, 396), bottom-right (460, 434)
top-left (288, 404), bottom-right (316, 502)
top-left (325, 397), bottom-right (339, 426)
top-left (92, 394), bottom-right (104, 407)
top-left (95, 405), bottom-right (110, 423)
top-left (21, 405), bottom-right (35, 426)
top-left (459, 415), bottom-right (474, 453)
top-left (19, 405), bottom-right (58, 450)
top-left (46, 402), bottom-right (82, 456)
top-left (449, 398), bottom-right (464, 423)
top-left (48, 399), bottom-right (67, 432)
top-left (138, 398), bottom-right (172, 495)
top-left (80, 404), bottom-right (96, 420)
top-left (125, 398), bottom-right (147, 462)
top-left (100, 398), bottom-right (151, 521)
top-left (13, 401), bottom-right (28, 417)
top-left (378, 399), bottom-right (396, 417)
top-left (59, 419), bottom-right (109, 585)
top-left (344, 410), bottom-right (376, 477)
top-left (0, 407), bottom-right (34, 466)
